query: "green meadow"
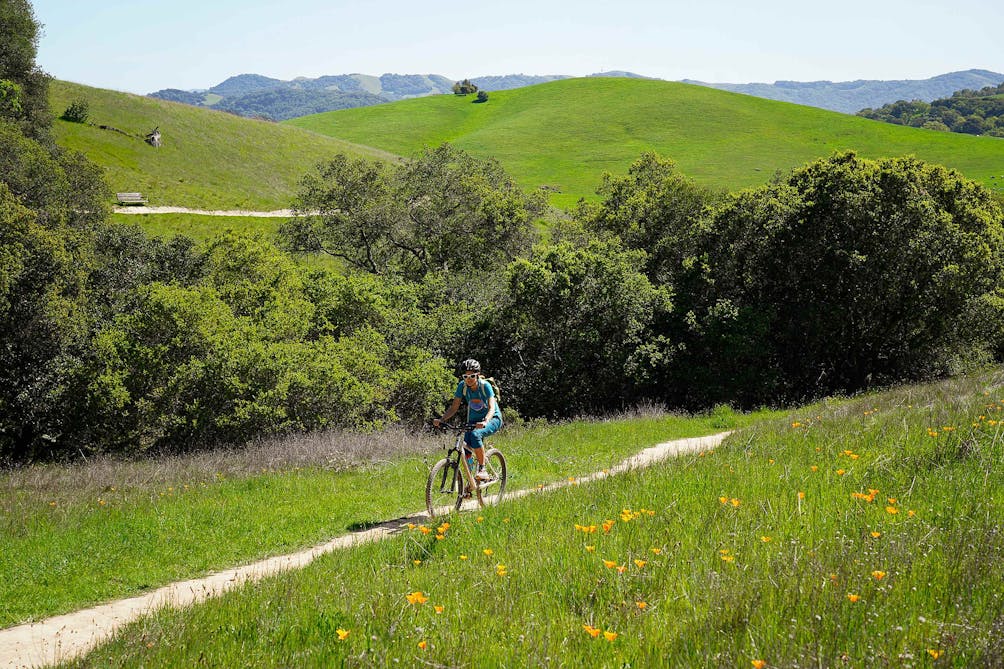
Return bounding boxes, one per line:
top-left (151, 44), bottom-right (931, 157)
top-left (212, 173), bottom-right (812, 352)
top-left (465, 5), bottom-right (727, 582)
top-left (288, 77), bottom-right (1004, 209)
top-left (0, 410), bottom-right (765, 627)
top-left (59, 370), bottom-right (1004, 668)
top-left (111, 213), bottom-right (282, 242)
top-left (49, 80), bottom-right (397, 210)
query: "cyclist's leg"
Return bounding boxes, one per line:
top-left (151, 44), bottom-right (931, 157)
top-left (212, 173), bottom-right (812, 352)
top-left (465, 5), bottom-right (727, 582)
top-left (466, 417), bottom-right (502, 466)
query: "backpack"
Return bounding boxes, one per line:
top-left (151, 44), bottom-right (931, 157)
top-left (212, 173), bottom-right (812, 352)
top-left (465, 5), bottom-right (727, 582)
top-left (462, 374), bottom-right (501, 405)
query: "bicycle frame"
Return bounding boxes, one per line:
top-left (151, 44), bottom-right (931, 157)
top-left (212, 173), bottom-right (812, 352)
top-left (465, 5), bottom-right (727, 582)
top-left (427, 423), bottom-right (507, 517)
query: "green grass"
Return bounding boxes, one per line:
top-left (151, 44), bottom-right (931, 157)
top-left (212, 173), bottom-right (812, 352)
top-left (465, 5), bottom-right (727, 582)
top-left (112, 213), bottom-right (283, 242)
top-left (50, 80), bottom-right (399, 210)
top-left (62, 370), bottom-right (1004, 667)
top-left (0, 410), bottom-right (767, 627)
top-left (287, 77), bottom-right (1004, 209)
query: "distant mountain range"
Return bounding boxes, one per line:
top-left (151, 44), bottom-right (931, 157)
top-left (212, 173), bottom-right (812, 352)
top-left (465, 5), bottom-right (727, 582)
top-left (682, 69), bottom-right (1004, 113)
top-left (147, 72), bottom-right (650, 121)
top-left (149, 69), bottom-right (1004, 121)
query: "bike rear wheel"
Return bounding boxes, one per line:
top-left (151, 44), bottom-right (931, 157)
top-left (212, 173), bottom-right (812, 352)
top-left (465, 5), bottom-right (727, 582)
top-left (477, 447), bottom-right (508, 507)
top-left (426, 457), bottom-right (464, 518)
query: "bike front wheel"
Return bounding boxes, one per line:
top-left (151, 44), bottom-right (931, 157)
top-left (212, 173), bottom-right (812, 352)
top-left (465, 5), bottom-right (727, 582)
top-left (477, 448), bottom-right (508, 508)
top-left (426, 457), bottom-right (464, 518)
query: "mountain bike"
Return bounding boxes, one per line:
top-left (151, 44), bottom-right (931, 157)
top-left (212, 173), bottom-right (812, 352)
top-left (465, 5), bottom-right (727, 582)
top-left (426, 423), bottom-right (507, 518)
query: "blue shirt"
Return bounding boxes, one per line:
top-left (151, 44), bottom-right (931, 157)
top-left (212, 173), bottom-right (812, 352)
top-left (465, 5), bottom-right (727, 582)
top-left (455, 379), bottom-right (502, 424)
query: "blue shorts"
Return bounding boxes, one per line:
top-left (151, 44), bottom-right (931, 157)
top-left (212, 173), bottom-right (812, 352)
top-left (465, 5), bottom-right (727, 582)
top-left (464, 415), bottom-right (502, 451)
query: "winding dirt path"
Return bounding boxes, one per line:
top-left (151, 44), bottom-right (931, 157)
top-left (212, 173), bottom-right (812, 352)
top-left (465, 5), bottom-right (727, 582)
top-left (0, 431), bottom-right (731, 669)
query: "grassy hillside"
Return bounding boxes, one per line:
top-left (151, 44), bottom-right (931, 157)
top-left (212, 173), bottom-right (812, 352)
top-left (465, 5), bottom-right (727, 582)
top-left (49, 80), bottom-right (399, 210)
top-left (287, 77), bottom-right (1004, 209)
top-left (62, 369), bottom-right (1004, 667)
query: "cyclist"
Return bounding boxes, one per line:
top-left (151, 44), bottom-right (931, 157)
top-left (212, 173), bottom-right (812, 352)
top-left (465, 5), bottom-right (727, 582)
top-left (433, 358), bottom-right (502, 482)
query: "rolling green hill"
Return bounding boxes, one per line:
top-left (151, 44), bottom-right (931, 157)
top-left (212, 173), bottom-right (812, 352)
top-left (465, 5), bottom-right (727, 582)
top-left (49, 80), bottom-right (399, 210)
top-left (287, 77), bottom-right (1004, 208)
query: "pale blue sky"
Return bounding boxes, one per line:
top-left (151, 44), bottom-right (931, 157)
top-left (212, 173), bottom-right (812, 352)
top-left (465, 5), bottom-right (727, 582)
top-left (31, 0), bottom-right (1004, 94)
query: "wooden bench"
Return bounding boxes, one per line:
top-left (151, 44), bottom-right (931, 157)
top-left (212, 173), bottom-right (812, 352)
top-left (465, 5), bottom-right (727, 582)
top-left (116, 192), bottom-right (148, 206)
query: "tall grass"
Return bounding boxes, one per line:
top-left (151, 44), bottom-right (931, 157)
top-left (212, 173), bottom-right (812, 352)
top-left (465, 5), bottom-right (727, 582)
top-left (0, 410), bottom-right (766, 627)
top-left (288, 77), bottom-right (1004, 209)
top-left (62, 370), bottom-right (1004, 667)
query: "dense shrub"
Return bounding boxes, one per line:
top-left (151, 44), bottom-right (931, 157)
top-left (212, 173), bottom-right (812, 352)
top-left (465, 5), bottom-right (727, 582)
top-left (479, 238), bottom-right (674, 417)
top-left (60, 98), bottom-right (88, 123)
top-left (678, 152), bottom-right (1004, 405)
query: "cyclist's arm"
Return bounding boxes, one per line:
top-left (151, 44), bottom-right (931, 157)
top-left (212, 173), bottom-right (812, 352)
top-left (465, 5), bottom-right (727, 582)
top-left (434, 398), bottom-right (463, 427)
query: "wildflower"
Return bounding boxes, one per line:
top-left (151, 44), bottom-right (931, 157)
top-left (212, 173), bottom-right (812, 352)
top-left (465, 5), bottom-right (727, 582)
top-left (798, 491), bottom-right (805, 500)
top-left (719, 496), bottom-right (728, 505)
top-left (603, 560), bottom-right (617, 569)
top-left (435, 535), bottom-right (445, 541)
top-left (437, 522), bottom-right (450, 534)
top-left (887, 497), bottom-right (897, 505)
top-left (419, 526), bottom-right (432, 535)
top-left (811, 465), bottom-right (819, 472)
top-left (791, 422), bottom-right (802, 428)
top-left (602, 519), bottom-right (616, 533)
top-left (871, 531), bottom-right (882, 539)
top-left (650, 547), bottom-right (663, 555)
top-left (406, 591), bottom-right (429, 605)
top-left (886, 506), bottom-right (899, 515)
top-left (583, 624), bottom-right (601, 638)
top-left (908, 510), bottom-right (916, 517)
top-left (848, 453), bottom-right (860, 460)
top-left (604, 630), bottom-right (618, 642)
top-left (721, 554), bottom-right (735, 562)
top-left (418, 640), bottom-right (428, 650)
top-left (407, 523), bottom-right (417, 530)
top-left (634, 559), bottom-right (647, 569)
top-left (49, 501), bottom-right (57, 507)
top-left (616, 565), bottom-right (628, 574)
top-left (731, 498), bottom-right (741, 507)
top-left (636, 601), bottom-right (647, 609)
top-left (413, 560), bottom-right (422, 566)
top-left (847, 593), bottom-right (860, 603)
top-left (761, 536), bottom-right (772, 543)
top-left (928, 649), bottom-right (942, 659)
top-left (434, 605), bottom-right (444, 614)
top-left (496, 564), bottom-right (508, 577)
top-left (752, 661), bottom-right (767, 669)
top-left (836, 469), bottom-right (846, 476)
top-left (336, 628), bottom-right (350, 640)
top-left (483, 548), bottom-right (493, 556)
top-left (477, 516), bottom-right (484, 523)
top-left (460, 555), bottom-right (468, 560)
top-left (585, 545), bottom-right (596, 553)
top-left (98, 499), bottom-right (106, 506)
top-left (769, 458), bottom-right (775, 464)
top-left (871, 570), bottom-right (886, 580)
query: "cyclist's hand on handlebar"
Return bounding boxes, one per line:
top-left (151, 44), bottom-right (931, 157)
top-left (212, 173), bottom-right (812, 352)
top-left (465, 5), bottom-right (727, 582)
top-left (432, 418), bottom-right (443, 429)
top-left (475, 420), bottom-right (487, 429)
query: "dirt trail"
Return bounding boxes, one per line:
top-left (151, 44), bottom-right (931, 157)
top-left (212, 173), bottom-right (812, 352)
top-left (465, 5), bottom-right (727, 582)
top-left (113, 206), bottom-right (296, 217)
top-left (0, 431), bottom-right (731, 669)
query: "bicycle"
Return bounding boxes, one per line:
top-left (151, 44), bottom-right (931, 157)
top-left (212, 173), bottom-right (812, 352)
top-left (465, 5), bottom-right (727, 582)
top-left (426, 423), bottom-right (508, 518)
